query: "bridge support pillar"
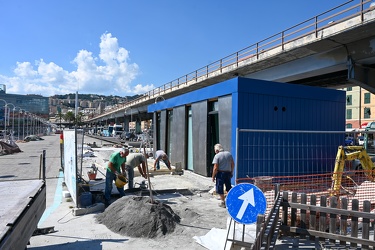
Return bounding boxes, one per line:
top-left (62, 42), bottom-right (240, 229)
top-left (348, 58), bottom-right (375, 93)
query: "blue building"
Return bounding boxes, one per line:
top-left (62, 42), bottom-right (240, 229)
top-left (148, 77), bottom-right (346, 179)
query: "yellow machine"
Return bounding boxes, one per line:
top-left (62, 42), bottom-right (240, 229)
top-left (331, 146), bottom-right (375, 196)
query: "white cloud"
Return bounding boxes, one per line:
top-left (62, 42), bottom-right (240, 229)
top-left (133, 83), bottom-right (155, 94)
top-left (0, 32), bottom-right (143, 97)
top-left (13, 62), bottom-right (37, 78)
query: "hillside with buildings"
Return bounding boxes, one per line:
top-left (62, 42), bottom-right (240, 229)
top-left (49, 93), bottom-right (140, 123)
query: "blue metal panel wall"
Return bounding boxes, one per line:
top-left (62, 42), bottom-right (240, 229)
top-left (235, 78), bottom-right (346, 178)
top-left (147, 77), bottom-right (346, 179)
top-left (236, 85), bottom-right (345, 131)
top-left (148, 78), bottom-right (238, 112)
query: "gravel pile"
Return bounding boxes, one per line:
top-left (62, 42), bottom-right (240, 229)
top-left (96, 196), bottom-right (181, 238)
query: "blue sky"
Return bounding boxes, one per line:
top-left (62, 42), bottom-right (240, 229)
top-left (0, 0), bottom-right (345, 97)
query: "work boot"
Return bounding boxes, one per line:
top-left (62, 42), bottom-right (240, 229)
top-left (219, 201), bottom-right (226, 208)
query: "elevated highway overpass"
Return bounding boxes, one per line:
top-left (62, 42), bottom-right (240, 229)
top-left (86, 0), bottom-right (375, 126)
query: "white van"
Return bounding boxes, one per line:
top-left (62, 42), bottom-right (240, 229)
top-left (109, 124), bottom-right (123, 137)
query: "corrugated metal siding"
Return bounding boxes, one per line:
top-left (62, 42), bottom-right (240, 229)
top-left (218, 96), bottom-right (232, 151)
top-left (192, 101), bottom-right (208, 176)
top-left (171, 106), bottom-right (186, 169)
top-left (159, 110), bottom-right (167, 152)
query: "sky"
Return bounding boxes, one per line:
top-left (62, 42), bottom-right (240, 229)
top-left (0, 0), bottom-right (346, 97)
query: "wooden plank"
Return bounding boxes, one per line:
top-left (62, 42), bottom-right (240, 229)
top-left (280, 225), bottom-right (375, 247)
top-left (309, 195), bottom-right (316, 241)
top-left (329, 196), bottom-right (337, 244)
top-left (300, 193), bottom-right (306, 239)
top-left (280, 201), bottom-right (375, 220)
top-left (350, 199), bottom-right (359, 249)
top-left (319, 196), bottom-right (327, 242)
top-left (282, 191), bottom-right (288, 225)
top-left (0, 180), bottom-right (45, 249)
top-left (340, 197), bottom-right (348, 246)
top-left (291, 193), bottom-right (297, 227)
top-left (362, 200), bottom-right (370, 249)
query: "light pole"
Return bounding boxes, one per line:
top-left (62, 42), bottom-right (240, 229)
top-left (17, 107), bottom-right (21, 140)
top-left (154, 95), bottom-right (165, 103)
top-left (31, 114), bottom-right (34, 135)
top-left (57, 102), bottom-right (62, 131)
top-left (7, 103), bottom-right (15, 139)
top-left (20, 109), bottom-right (26, 140)
top-left (25, 111), bottom-right (29, 136)
top-left (0, 99), bottom-right (8, 138)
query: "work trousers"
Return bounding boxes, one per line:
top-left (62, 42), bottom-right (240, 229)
top-left (125, 165), bottom-right (134, 189)
top-left (104, 169), bottom-right (125, 204)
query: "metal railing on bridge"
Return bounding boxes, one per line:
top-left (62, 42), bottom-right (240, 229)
top-left (89, 0), bottom-right (375, 122)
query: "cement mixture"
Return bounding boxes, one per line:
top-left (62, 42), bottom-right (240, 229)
top-left (96, 196), bottom-right (181, 238)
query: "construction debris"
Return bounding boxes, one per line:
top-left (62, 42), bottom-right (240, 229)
top-left (0, 141), bottom-right (21, 155)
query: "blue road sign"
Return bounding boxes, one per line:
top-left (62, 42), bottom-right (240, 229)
top-left (226, 183), bottom-right (267, 224)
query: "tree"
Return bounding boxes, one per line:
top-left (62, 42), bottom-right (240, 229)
top-left (75, 112), bottom-right (84, 126)
top-left (64, 111), bottom-right (75, 125)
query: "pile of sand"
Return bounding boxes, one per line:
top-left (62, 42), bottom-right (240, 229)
top-left (95, 196), bottom-right (181, 238)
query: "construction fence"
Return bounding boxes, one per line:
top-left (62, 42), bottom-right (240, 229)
top-left (232, 129), bottom-right (375, 248)
top-left (235, 129), bottom-right (375, 216)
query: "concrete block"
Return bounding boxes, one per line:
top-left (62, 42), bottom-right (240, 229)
top-left (72, 202), bottom-right (105, 216)
top-left (62, 190), bottom-right (71, 198)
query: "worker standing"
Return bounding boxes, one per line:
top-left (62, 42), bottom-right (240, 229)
top-left (125, 153), bottom-right (148, 189)
top-left (104, 147), bottom-right (129, 207)
top-left (211, 143), bottom-right (234, 208)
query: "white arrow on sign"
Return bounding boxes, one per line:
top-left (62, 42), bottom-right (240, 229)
top-left (236, 188), bottom-right (255, 220)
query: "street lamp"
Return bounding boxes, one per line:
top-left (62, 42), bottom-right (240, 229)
top-left (16, 107), bottom-right (21, 140)
top-left (154, 95), bottom-right (165, 103)
top-left (25, 111), bottom-right (29, 137)
top-left (19, 109), bottom-right (25, 140)
top-left (7, 103), bottom-right (16, 139)
top-left (57, 102), bottom-right (63, 131)
top-left (123, 96), bottom-right (128, 108)
top-left (0, 99), bottom-right (8, 138)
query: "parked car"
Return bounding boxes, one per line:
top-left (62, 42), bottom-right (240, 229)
top-left (345, 137), bottom-right (354, 146)
top-left (24, 135), bottom-right (44, 141)
top-left (121, 132), bottom-right (136, 141)
top-left (357, 136), bottom-right (365, 146)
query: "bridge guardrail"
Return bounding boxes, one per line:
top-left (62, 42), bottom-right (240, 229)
top-left (89, 0), bottom-right (375, 122)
